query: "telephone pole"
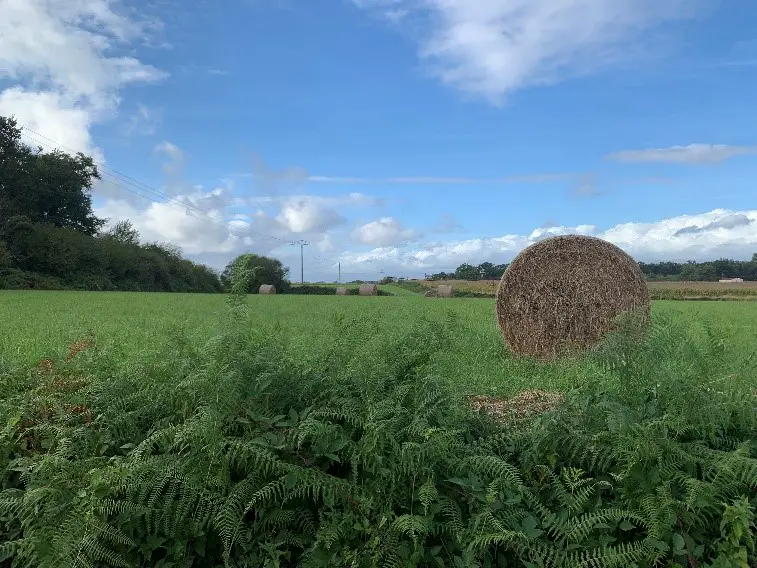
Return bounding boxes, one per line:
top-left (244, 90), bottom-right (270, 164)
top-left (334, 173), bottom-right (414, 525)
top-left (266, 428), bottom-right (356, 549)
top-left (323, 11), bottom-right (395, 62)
top-left (292, 240), bottom-right (309, 283)
top-left (338, 262), bottom-right (341, 284)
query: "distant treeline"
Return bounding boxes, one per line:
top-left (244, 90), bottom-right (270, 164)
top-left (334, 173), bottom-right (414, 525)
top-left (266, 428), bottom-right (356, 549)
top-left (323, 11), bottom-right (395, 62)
top-left (426, 256), bottom-right (757, 282)
top-left (0, 116), bottom-right (221, 292)
top-left (638, 258), bottom-right (757, 281)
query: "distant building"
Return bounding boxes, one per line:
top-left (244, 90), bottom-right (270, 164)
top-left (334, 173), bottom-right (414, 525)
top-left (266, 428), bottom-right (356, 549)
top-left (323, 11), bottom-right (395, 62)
top-left (719, 278), bottom-right (744, 283)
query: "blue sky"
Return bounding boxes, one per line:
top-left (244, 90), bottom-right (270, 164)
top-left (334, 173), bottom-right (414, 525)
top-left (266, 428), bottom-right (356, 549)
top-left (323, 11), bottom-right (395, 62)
top-left (1, 0), bottom-right (756, 280)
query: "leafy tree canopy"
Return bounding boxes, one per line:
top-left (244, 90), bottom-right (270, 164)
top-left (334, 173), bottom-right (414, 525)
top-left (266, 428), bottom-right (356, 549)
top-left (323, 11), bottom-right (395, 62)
top-left (0, 116), bottom-right (105, 236)
top-left (0, 114), bottom-right (222, 293)
top-left (104, 220), bottom-right (140, 247)
top-left (221, 253), bottom-right (290, 293)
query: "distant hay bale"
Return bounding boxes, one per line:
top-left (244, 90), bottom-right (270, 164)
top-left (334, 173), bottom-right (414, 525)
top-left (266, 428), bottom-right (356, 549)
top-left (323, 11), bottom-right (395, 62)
top-left (496, 235), bottom-right (650, 360)
top-left (259, 284), bottom-right (276, 295)
top-left (335, 287), bottom-right (348, 296)
top-left (424, 290), bottom-right (438, 298)
top-left (359, 284), bottom-right (378, 296)
top-left (437, 284), bottom-right (454, 298)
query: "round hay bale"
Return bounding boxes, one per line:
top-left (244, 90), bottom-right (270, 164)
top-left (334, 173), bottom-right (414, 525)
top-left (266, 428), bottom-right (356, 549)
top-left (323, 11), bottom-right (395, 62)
top-left (358, 283), bottom-right (378, 296)
top-left (437, 284), bottom-right (454, 298)
top-left (424, 290), bottom-right (438, 298)
top-left (259, 284), bottom-right (276, 295)
top-left (496, 235), bottom-right (650, 360)
top-left (335, 287), bottom-right (348, 296)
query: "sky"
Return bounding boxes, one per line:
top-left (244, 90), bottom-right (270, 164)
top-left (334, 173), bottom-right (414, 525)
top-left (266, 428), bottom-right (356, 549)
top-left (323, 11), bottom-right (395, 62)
top-left (1, 0), bottom-right (756, 282)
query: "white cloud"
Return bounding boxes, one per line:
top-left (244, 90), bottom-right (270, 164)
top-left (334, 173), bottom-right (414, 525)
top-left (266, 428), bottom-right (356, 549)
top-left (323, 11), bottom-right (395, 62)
top-left (607, 144), bottom-right (757, 164)
top-left (0, 88), bottom-right (103, 161)
top-left (0, 0), bottom-right (166, 162)
top-left (276, 196), bottom-right (347, 233)
top-left (352, 217), bottom-right (420, 246)
top-left (97, 188), bottom-right (234, 254)
top-left (338, 209), bottom-right (757, 276)
top-left (95, 179), bottom-right (381, 267)
top-left (314, 233), bottom-right (337, 253)
top-left (353, 0), bottom-right (702, 102)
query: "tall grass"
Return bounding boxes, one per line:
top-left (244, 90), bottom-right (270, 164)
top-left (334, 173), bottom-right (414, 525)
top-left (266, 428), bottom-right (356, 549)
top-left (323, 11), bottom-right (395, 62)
top-left (2, 292), bottom-right (757, 396)
top-left (1, 293), bottom-right (756, 567)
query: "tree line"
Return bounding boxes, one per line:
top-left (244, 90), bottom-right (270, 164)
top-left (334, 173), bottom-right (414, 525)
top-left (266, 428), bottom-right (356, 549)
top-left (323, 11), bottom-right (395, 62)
top-left (427, 256), bottom-right (757, 282)
top-left (0, 116), bottom-right (224, 292)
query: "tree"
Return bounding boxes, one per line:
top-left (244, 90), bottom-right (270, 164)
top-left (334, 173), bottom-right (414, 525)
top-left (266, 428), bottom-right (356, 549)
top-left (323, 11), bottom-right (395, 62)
top-left (0, 240), bottom-right (10, 269)
top-left (221, 253), bottom-right (290, 293)
top-left (455, 263), bottom-right (479, 281)
top-left (0, 115), bottom-right (105, 235)
top-left (427, 272), bottom-right (452, 281)
top-left (104, 220), bottom-right (140, 246)
top-left (477, 262), bottom-right (508, 280)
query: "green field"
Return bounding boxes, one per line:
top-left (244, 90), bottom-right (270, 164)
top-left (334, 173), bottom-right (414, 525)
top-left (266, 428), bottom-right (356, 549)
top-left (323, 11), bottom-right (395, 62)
top-left (2, 291), bottom-right (756, 395)
top-left (3, 291), bottom-right (757, 567)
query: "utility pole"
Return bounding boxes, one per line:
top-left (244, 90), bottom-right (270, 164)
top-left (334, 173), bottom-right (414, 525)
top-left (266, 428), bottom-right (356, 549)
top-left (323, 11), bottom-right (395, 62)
top-left (338, 262), bottom-right (341, 284)
top-left (292, 240), bottom-right (309, 283)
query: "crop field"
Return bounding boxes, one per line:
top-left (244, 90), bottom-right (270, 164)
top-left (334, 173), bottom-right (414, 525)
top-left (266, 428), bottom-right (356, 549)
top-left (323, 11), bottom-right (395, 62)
top-left (2, 290), bottom-right (756, 396)
top-left (3, 290), bottom-right (757, 567)
top-left (415, 278), bottom-right (757, 300)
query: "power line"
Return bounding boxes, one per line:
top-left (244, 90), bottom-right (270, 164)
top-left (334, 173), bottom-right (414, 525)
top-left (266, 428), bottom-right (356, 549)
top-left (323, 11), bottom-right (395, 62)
top-left (17, 126), bottom-right (293, 245)
top-left (16, 128), bottom-right (373, 281)
top-left (13, 122), bottom-right (459, 280)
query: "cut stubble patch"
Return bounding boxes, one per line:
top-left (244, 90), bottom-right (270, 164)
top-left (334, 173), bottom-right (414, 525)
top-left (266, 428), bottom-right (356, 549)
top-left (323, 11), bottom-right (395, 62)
top-left (467, 390), bottom-right (565, 424)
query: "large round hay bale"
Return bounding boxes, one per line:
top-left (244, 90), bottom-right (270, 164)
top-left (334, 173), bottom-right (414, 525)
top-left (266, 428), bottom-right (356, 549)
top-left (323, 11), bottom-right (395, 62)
top-left (259, 284), bottom-right (276, 295)
top-left (437, 285), bottom-right (454, 298)
top-left (358, 284), bottom-right (378, 296)
top-left (335, 287), bottom-right (348, 296)
top-left (496, 235), bottom-right (650, 360)
top-left (424, 289), bottom-right (438, 298)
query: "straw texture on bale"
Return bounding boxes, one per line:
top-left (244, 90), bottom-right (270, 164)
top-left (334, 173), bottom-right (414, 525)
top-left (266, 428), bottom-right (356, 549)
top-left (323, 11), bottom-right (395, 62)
top-left (335, 287), bottom-right (348, 296)
top-left (358, 284), bottom-right (378, 296)
top-left (424, 290), bottom-right (437, 298)
top-left (258, 284), bottom-right (276, 295)
top-left (437, 284), bottom-right (454, 298)
top-left (496, 235), bottom-right (650, 360)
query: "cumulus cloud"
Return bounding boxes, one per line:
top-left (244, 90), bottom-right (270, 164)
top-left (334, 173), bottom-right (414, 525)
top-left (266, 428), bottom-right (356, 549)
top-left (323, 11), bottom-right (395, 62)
top-left (673, 213), bottom-right (753, 236)
top-left (95, 187), bottom-right (261, 256)
top-left (353, 0), bottom-right (702, 101)
top-left (0, 88), bottom-right (103, 161)
top-left (607, 144), bottom-right (757, 164)
top-left (93, 138), bottom-right (385, 268)
top-left (352, 217), bottom-right (420, 247)
top-left (0, 0), bottom-right (166, 162)
top-left (95, 159), bottom-right (383, 267)
top-left (276, 197), bottom-right (347, 233)
top-left (337, 209), bottom-right (757, 276)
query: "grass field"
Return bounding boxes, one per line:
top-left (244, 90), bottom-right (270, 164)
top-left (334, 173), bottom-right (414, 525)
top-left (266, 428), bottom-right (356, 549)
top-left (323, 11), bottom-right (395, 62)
top-left (3, 290), bottom-right (757, 566)
top-left (2, 290), bottom-right (756, 396)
